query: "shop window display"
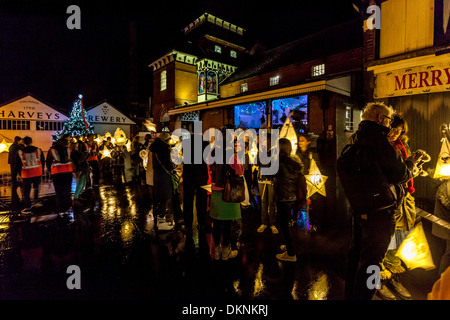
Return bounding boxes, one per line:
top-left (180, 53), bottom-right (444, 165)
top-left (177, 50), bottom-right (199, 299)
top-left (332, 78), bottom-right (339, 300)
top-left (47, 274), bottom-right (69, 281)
top-left (272, 95), bottom-right (308, 130)
top-left (234, 102), bottom-right (266, 129)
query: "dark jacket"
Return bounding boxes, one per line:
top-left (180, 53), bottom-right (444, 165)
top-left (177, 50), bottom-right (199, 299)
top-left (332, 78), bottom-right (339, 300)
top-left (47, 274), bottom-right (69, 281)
top-left (182, 136), bottom-right (209, 186)
top-left (337, 120), bottom-right (414, 214)
top-left (274, 154), bottom-right (303, 202)
top-left (8, 142), bottom-right (22, 169)
top-left (149, 138), bottom-right (174, 194)
top-left (432, 179), bottom-right (450, 240)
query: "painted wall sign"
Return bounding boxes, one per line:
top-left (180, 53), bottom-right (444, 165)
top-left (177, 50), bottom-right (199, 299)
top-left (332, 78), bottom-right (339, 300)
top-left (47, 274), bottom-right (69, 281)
top-left (374, 61), bottom-right (450, 98)
top-left (0, 95), bottom-right (68, 121)
top-left (86, 102), bottom-right (135, 125)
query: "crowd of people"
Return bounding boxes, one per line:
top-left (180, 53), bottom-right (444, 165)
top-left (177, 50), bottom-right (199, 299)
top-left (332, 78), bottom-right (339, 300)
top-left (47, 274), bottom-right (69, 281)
top-left (6, 101), bottom-right (450, 300)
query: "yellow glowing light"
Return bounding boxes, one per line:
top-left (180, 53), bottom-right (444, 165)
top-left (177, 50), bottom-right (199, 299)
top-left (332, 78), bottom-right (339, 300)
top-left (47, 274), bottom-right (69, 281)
top-left (396, 223), bottom-right (435, 271)
top-left (305, 159), bottom-right (327, 198)
top-left (0, 139), bottom-right (12, 153)
top-left (144, 119), bottom-right (157, 133)
top-left (307, 272), bottom-right (329, 300)
top-left (434, 135), bottom-right (450, 179)
top-left (100, 148), bottom-right (112, 159)
top-left (114, 128), bottom-right (127, 146)
top-left (279, 117), bottom-right (298, 154)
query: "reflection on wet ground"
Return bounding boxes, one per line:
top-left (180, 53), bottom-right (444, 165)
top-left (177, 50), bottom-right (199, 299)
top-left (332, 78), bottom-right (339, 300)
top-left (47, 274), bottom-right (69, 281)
top-left (0, 179), bottom-right (439, 300)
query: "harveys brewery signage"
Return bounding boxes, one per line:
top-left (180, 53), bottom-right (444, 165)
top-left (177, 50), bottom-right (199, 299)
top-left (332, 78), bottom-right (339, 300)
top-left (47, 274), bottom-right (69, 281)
top-left (86, 101), bottom-right (135, 125)
top-left (373, 55), bottom-right (450, 98)
top-left (0, 95), bottom-right (68, 121)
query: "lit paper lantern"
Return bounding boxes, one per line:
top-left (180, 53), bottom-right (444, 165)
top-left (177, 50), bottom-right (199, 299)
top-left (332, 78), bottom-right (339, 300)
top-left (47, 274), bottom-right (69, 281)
top-left (99, 148), bottom-right (112, 159)
top-left (114, 128), bottom-right (127, 146)
top-left (0, 139), bottom-right (12, 153)
top-left (433, 136), bottom-right (450, 179)
top-left (144, 119), bottom-right (156, 133)
top-left (396, 223), bottom-right (435, 271)
top-left (305, 158), bottom-right (327, 198)
top-left (139, 149), bottom-right (148, 170)
top-left (279, 117), bottom-right (298, 154)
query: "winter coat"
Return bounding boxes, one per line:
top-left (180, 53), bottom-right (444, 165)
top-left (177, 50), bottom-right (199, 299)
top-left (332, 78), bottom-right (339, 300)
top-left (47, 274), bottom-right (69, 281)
top-left (432, 179), bottom-right (450, 240)
top-left (274, 154), bottom-right (303, 202)
top-left (182, 137), bottom-right (209, 186)
top-left (149, 138), bottom-right (175, 195)
top-left (338, 120), bottom-right (415, 215)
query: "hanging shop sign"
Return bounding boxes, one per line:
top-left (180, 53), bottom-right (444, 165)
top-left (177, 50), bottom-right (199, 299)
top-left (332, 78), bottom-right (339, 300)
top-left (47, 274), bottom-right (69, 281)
top-left (86, 101), bottom-right (135, 125)
top-left (374, 59), bottom-right (450, 98)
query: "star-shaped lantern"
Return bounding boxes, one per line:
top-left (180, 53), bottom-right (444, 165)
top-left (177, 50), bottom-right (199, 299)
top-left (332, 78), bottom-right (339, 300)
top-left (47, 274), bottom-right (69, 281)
top-left (99, 147), bottom-right (112, 159)
top-left (0, 139), bottom-right (13, 153)
top-left (305, 158), bottom-right (327, 198)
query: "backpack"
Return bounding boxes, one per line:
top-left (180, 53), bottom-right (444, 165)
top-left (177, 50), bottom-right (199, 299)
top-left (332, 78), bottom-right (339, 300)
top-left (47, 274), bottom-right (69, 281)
top-left (337, 142), bottom-right (399, 215)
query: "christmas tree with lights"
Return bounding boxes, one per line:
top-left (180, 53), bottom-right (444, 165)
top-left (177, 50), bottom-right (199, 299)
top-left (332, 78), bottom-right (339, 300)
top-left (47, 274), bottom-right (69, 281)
top-left (55, 95), bottom-right (94, 140)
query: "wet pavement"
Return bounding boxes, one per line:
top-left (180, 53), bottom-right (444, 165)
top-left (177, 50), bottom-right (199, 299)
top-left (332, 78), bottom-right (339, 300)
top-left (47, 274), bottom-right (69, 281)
top-left (0, 176), bottom-right (442, 304)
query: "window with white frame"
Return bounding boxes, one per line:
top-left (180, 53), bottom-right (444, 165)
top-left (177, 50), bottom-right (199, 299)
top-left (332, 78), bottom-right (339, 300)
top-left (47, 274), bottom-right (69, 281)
top-left (345, 105), bottom-right (354, 131)
top-left (160, 70), bottom-right (167, 91)
top-left (240, 83), bottom-right (248, 93)
top-left (312, 64), bottom-right (325, 77)
top-left (269, 75), bottom-right (279, 86)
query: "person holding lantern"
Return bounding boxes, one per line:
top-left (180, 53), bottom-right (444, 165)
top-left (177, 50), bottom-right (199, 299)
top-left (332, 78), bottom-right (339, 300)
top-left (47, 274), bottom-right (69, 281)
top-left (338, 102), bottom-right (424, 300)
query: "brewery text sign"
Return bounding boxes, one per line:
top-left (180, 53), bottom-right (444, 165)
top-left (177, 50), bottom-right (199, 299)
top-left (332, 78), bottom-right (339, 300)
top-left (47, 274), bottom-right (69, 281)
top-left (86, 102), bottom-right (135, 125)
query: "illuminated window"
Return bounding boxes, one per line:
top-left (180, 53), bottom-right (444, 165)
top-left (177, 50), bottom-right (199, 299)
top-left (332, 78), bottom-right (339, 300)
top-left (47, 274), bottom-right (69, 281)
top-left (269, 75), bottom-right (279, 86)
top-left (230, 50), bottom-right (237, 58)
top-left (215, 45), bottom-right (222, 53)
top-left (160, 70), bottom-right (167, 91)
top-left (240, 83), bottom-right (248, 93)
top-left (312, 64), bottom-right (325, 77)
top-left (36, 121), bottom-right (65, 131)
top-left (345, 105), bottom-right (354, 131)
top-left (0, 119), bottom-right (30, 130)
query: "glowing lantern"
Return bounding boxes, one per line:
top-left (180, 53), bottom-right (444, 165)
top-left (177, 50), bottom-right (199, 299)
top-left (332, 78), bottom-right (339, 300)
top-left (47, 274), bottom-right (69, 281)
top-left (99, 148), bottom-right (112, 159)
top-left (305, 158), bottom-right (327, 198)
top-left (126, 139), bottom-right (131, 152)
top-left (433, 132), bottom-right (450, 179)
top-left (144, 119), bottom-right (156, 133)
top-left (279, 117), bottom-right (298, 154)
top-left (114, 128), bottom-right (127, 146)
top-left (396, 223), bottom-right (435, 271)
top-left (0, 139), bottom-right (12, 153)
top-left (139, 149), bottom-right (148, 170)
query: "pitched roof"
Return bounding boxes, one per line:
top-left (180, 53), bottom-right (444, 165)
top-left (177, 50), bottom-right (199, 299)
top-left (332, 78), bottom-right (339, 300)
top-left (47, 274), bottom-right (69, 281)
top-left (224, 18), bottom-right (363, 83)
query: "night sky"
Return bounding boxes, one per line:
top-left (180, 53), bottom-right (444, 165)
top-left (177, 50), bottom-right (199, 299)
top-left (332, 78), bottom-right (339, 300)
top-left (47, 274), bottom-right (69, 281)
top-left (0, 0), bottom-right (359, 115)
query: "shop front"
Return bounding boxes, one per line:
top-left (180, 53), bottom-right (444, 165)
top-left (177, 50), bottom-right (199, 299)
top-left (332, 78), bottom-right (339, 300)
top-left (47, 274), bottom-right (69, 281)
top-left (368, 53), bottom-right (450, 202)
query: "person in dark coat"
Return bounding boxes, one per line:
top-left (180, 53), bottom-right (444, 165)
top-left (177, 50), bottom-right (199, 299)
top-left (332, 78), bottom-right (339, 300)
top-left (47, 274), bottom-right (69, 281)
top-left (150, 132), bottom-right (176, 231)
top-left (433, 179), bottom-right (450, 275)
top-left (8, 136), bottom-right (22, 212)
top-left (338, 102), bottom-right (424, 300)
top-left (182, 132), bottom-right (210, 233)
top-left (274, 138), bottom-right (306, 262)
